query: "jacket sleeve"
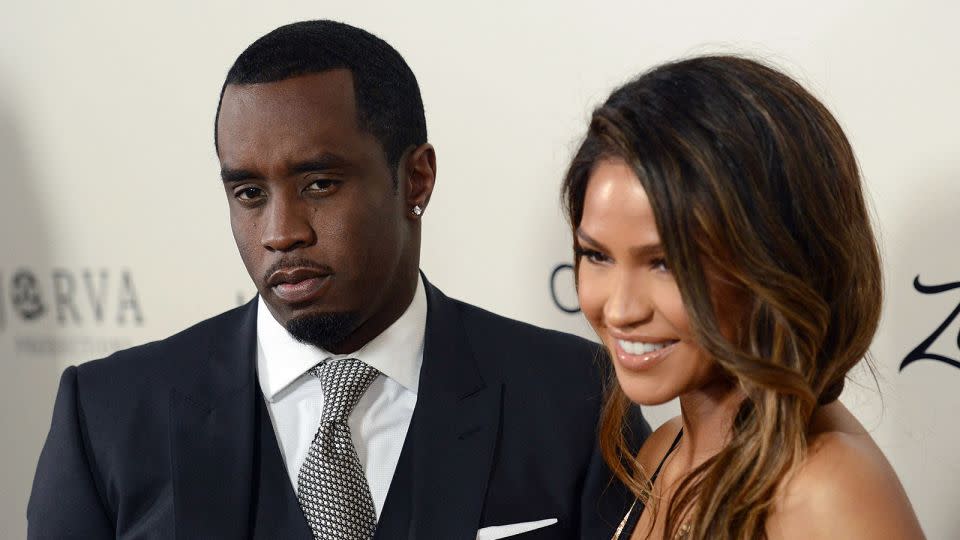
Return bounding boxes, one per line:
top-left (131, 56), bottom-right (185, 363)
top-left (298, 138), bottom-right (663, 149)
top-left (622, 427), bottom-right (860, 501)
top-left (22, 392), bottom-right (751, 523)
top-left (27, 366), bottom-right (113, 539)
top-left (578, 403), bottom-right (651, 538)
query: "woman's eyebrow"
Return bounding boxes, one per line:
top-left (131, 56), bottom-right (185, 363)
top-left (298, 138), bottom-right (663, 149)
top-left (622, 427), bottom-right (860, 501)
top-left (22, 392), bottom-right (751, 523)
top-left (576, 228), bottom-right (662, 256)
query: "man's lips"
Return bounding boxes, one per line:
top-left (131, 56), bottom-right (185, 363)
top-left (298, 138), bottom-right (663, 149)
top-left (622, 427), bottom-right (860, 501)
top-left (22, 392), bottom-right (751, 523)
top-left (266, 267), bottom-right (332, 304)
top-left (267, 267), bottom-right (328, 288)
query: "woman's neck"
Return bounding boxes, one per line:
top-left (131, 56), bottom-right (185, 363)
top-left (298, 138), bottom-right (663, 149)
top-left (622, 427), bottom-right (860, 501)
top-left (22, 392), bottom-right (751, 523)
top-left (676, 379), bottom-right (744, 469)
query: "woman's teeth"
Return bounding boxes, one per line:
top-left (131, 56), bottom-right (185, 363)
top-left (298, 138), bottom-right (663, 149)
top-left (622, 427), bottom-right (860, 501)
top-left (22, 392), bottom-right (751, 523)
top-left (618, 339), bottom-right (676, 355)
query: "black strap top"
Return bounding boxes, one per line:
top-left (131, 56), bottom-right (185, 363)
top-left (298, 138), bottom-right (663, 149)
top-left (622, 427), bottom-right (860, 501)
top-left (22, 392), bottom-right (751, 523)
top-left (614, 428), bottom-right (683, 540)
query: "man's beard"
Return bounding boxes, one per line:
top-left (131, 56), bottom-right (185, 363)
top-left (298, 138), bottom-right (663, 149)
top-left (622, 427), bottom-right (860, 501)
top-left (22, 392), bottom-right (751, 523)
top-left (285, 311), bottom-right (359, 350)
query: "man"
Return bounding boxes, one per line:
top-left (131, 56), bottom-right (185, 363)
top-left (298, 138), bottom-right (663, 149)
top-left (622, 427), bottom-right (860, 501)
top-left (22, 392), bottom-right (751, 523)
top-left (28, 20), bottom-right (648, 539)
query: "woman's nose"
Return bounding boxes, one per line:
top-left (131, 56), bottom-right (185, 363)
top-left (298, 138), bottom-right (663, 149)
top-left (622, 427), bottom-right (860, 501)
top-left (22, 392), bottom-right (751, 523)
top-left (603, 271), bottom-right (653, 330)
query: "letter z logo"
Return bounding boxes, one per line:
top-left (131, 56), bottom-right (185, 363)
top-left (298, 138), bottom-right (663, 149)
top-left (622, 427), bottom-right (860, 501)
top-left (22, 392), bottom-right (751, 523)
top-left (901, 276), bottom-right (960, 372)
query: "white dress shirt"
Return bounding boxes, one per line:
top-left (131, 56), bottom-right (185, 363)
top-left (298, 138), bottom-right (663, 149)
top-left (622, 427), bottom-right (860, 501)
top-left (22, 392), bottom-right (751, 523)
top-left (256, 276), bottom-right (426, 519)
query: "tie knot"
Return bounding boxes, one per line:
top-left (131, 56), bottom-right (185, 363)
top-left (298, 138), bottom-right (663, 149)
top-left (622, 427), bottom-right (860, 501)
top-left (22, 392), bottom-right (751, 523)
top-left (309, 358), bottom-right (380, 423)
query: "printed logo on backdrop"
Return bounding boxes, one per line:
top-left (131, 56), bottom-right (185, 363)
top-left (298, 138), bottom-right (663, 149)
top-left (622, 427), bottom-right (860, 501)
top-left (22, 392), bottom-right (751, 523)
top-left (0, 267), bottom-right (143, 359)
top-left (550, 263), bottom-right (580, 313)
top-left (901, 276), bottom-right (960, 372)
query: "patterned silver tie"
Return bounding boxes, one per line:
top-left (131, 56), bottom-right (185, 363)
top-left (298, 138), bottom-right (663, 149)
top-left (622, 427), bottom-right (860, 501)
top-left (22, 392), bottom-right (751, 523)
top-left (297, 358), bottom-right (380, 540)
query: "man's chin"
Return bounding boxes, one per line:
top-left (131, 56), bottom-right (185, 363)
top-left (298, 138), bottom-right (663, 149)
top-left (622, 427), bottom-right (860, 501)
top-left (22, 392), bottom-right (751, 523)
top-left (284, 311), bottom-right (359, 351)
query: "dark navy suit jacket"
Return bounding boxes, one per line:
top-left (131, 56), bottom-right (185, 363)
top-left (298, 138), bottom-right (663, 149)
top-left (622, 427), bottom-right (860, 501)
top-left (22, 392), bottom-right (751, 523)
top-left (28, 279), bottom-right (649, 539)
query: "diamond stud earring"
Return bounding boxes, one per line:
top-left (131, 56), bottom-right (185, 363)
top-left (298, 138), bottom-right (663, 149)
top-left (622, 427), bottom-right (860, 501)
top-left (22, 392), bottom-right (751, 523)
top-left (412, 205), bottom-right (423, 216)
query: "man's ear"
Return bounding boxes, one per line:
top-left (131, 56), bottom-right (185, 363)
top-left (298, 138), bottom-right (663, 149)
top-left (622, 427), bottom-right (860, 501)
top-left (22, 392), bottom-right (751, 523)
top-left (402, 143), bottom-right (436, 220)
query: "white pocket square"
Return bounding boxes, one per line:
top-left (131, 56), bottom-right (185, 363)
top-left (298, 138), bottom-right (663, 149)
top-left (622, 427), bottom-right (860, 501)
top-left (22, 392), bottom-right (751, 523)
top-left (476, 518), bottom-right (559, 540)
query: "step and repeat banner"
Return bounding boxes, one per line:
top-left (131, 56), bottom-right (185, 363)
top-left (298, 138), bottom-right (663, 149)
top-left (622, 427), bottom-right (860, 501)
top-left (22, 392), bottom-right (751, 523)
top-left (1, 1), bottom-right (957, 537)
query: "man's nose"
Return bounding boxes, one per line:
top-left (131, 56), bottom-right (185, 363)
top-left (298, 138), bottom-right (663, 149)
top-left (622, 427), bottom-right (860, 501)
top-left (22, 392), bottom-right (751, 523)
top-left (603, 271), bottom-right (653, 330)
top-left (261, 197), bottom-right (316, 252)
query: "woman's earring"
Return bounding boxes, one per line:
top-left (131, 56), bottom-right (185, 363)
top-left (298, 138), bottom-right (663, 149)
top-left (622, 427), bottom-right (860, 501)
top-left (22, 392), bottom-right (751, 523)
top-left (412, 205), bottom-right (423, 216)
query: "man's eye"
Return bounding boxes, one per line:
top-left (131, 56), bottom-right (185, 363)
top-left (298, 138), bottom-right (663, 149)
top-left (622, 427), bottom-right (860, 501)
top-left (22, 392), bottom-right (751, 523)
top-left (235, 187), bottom-right (263, 201)
top-left (307, 179), bottom-right (339, 192)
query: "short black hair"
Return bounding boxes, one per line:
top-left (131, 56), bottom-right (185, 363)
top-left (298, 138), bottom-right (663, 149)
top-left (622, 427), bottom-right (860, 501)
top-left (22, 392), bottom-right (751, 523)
top-left (214, 20), bottom-right (427, 172)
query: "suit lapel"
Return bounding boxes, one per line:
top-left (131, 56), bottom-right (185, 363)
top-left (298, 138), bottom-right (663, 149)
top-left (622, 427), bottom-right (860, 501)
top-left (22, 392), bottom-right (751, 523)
top-left (168, 299), bottom-right (261, 540)
top-left (403, 280), bottom-right (503, 539)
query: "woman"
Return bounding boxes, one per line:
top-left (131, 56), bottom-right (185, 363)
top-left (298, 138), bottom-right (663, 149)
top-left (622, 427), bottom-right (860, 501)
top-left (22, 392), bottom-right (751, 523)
top-left (562, 56), bottom-right (923, 539)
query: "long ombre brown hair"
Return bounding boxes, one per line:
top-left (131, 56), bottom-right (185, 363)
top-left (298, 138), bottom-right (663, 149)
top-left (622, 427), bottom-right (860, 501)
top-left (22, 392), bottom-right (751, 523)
top-left (562, 56), bottom-right (882, 539)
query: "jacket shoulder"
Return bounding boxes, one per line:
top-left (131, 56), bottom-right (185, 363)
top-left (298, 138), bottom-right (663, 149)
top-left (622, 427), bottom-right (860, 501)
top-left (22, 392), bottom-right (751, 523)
top-left (448, 297), bottom-right (609, 400)
top-left (452, 297), bottom-right (601, 357)
top-left (74, 302), bottom-right (252, 395)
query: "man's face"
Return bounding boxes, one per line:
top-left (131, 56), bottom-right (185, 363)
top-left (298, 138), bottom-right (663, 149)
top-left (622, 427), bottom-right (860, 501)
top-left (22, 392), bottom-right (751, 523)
top-left (217, 70), bottom-right (419, 353)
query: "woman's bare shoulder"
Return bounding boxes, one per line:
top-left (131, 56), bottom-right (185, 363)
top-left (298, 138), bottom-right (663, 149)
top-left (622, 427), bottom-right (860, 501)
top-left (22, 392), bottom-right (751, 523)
top-left (635, 416), bottom-right (683, 474)
top-left (767, 403), bottom-right (924, 539)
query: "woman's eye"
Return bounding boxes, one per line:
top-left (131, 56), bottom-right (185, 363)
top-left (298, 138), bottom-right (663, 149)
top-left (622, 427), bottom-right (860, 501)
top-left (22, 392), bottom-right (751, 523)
top-left (578, 248), bottom-right (608, 264)
top-left (651, 258), bottom-right (670, 272)
top-left (235, 187), bottom-right (263, 201)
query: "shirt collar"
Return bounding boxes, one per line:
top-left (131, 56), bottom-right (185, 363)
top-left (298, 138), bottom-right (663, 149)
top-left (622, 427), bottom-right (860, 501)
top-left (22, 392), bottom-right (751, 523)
top-left (257, 275), bottom-right (427, 403)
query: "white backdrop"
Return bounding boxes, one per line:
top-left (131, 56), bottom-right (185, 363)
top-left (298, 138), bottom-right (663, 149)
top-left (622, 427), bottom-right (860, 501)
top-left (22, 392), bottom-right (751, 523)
top-left (1, 1), bottom-right (958, 538)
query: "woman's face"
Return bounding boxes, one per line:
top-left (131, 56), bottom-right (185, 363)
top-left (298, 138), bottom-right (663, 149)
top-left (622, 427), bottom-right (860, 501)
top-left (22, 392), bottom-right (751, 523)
top-left (576, 158), bottom-right (720, 405)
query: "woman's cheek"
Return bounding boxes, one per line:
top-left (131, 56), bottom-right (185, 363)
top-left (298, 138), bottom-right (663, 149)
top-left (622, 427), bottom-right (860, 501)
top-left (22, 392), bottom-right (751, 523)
top-left (653, 281), bottom-right (691, 336)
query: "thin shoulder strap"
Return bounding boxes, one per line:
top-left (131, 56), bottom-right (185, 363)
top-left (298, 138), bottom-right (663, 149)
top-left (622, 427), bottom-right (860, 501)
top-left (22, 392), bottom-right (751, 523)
top-left (612, 428), bottom-right (685, 540)
top-left (649, 428), bottom-right (683, 485)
